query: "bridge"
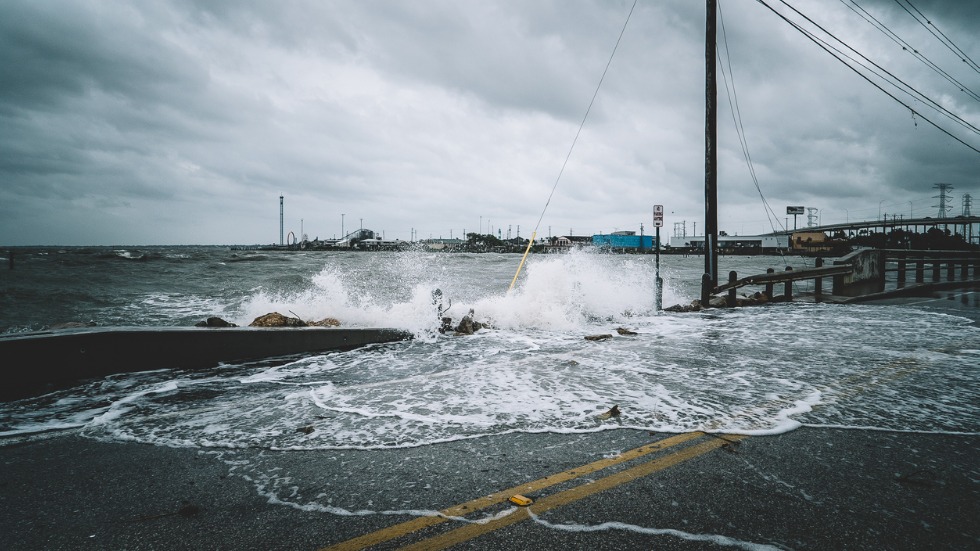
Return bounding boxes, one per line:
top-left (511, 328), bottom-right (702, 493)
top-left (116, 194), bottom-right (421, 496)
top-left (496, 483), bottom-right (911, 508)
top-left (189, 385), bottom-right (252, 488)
top-left (768, 215), bottom-right (980, 244)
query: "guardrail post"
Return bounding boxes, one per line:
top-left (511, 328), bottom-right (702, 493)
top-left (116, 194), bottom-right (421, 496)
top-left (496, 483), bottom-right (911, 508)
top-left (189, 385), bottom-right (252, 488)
top-left (765, 268), bottom-right (774, 299)
top-left (727, 271), bottom-right (737, 307)
top-left (701, 273), bottom-right (712, 308)
top-left (916, 258), bottom-right (925, 283)
top-left (784, 266), bottom-right (793, 301)
top-left (896, 255), bottom-right (906, 288)
top-left (814, 257), bottom-right (823, 299)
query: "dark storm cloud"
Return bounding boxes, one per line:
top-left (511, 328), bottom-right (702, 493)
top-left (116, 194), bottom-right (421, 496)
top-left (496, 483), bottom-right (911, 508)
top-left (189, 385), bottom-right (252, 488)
top-left (0, 0), bottom-right (977, 245)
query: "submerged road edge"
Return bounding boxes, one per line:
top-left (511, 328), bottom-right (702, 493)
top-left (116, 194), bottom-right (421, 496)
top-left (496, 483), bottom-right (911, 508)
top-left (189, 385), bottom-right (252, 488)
top-left (0, 326), bottom-right (414, 401)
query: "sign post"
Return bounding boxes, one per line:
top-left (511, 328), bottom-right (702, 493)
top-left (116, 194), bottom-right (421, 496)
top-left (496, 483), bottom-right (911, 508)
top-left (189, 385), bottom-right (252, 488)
top-left (654, 205), bottom-right (664, 311)
top-left (787, 206), bottom-right (805, 231)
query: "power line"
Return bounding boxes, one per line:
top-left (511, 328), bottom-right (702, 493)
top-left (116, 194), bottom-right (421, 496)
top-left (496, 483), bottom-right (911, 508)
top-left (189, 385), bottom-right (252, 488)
top-left (774, 0), bottom-right (980, 138)
top-left (894, 0), bottom-right (980, 75)
top-left (530, 0), bottom-right (638, 238)
top-left (755, 0), bottom-right (980, 155)
top-left (840, 0), bottom-right (980, 102)
top-left (717, 2), bottom-right (785, 233)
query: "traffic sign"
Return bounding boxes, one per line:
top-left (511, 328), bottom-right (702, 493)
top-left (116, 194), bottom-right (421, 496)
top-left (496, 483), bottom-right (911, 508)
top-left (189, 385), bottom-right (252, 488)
top-left (653, 204), bottom-right (664, 227)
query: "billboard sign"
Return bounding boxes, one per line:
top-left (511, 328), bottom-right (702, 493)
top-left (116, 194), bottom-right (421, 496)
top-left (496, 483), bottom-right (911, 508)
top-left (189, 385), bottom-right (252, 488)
top-left (786, 206), bottom-right (805, 215)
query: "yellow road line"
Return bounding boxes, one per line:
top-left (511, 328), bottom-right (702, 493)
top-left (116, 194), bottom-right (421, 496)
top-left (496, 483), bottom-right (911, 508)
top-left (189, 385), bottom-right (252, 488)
top-left (320, 432), bottom-right (704, 551)
top-left (398, 435), bottom-right (746, 551)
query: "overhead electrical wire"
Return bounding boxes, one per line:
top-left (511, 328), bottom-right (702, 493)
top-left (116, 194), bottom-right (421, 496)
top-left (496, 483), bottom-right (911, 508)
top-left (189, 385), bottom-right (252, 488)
top-left (716, 1), bottom-right (786, 234)
top-left (893, 0), bottom-right (980, 75)
top-left (755, 0), bottom-right (980, 155)
top-left (840, 0), bottom-right (980, 103)
top-left (774, 0), bottom-right (980, 139)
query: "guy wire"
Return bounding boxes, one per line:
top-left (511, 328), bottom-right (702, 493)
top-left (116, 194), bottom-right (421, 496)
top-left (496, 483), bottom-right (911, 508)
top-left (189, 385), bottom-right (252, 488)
top-left (508, 0), bottom-right (637, 292)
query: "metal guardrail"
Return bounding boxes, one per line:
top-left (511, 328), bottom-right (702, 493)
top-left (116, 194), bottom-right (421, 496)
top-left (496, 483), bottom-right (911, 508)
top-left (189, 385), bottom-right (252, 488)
top-left (701, 249), bottom-right (980, 307)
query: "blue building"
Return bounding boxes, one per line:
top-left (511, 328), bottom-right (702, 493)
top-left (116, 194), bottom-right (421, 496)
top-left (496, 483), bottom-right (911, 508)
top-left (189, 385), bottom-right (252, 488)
top-left (592, 232), bottom-right (655, 251)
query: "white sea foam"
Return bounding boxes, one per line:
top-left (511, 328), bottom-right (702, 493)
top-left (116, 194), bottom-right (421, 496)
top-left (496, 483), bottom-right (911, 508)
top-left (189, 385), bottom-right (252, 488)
top-left (528, 510), bottom-right (785, 550)
top-left (1, 252), bottom-right (978, 449)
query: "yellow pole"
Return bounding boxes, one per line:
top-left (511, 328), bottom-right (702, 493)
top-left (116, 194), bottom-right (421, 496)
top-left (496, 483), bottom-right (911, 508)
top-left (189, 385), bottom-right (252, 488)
top-left (507, 232), bottom-right (537, 292)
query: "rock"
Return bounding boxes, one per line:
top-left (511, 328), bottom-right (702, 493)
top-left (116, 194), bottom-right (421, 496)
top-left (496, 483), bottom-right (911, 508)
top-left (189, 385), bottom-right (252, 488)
top-left (249, 312), bottom-right (307, 327)
top-left (296, 425), bottom-right (315, 435)
top-left (616, 327), bottom-right (638, 336)
top-left (195, 317), bottom-right (237, 328)
top-left (708, 296), bottom-right (728, 308)
top-left (310, 317), bottom-right (341, 327)
top-left (454, 309), bottom-right (480, 335)
top-left (584, 334), bottom-right (613, 341)
top-left (597, 405), bottom-right (621, 420)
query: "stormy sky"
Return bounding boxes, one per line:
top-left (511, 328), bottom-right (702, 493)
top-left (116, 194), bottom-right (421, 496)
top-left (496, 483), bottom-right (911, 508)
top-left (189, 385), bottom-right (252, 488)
top-left (1, 0), bottom-right (978, 246)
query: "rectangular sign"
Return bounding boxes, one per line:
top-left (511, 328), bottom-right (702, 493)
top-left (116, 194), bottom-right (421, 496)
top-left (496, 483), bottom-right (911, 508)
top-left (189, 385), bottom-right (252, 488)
top-left (653, 205), bottom-right (664, 227)
top-left (786, 206), bottom-right (805, 215)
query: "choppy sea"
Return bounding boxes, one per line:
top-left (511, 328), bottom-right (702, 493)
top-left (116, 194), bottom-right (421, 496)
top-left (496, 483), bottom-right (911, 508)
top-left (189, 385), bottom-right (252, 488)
top-left (1, 246), bottom-right (978, 450)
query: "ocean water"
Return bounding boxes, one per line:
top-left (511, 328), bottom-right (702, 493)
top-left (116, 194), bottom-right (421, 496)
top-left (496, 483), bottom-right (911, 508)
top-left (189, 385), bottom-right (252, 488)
top-left (1, 246), bottom-right (978, 450)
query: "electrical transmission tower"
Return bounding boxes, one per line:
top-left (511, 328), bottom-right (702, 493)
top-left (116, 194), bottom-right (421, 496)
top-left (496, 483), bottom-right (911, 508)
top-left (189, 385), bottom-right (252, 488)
top-left (963, 193), bottom-right (972, 216)
top-left (806, 208), bottom-right (818, 227)
top-left (933, 183), bottom-right (953, 218)
top-left (673, 221), bottom-right (687, 238)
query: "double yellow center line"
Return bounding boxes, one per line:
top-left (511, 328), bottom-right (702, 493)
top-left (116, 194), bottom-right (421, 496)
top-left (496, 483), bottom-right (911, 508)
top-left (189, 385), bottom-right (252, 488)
top-left (322, 431), bottom-right (743, 550)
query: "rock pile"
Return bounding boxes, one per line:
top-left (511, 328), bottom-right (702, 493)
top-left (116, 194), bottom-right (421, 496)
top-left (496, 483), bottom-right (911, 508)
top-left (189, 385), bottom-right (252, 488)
top-left (248, 313), bottom-right (343, 327)
top-left (194, 313), bottom-right (342, 328)
top-left (664, 291), bottom-right (775, 312)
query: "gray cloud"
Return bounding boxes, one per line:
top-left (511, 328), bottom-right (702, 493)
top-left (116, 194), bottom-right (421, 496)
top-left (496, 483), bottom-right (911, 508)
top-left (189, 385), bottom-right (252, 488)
top-left (1, 0), bottom-right (977, 245)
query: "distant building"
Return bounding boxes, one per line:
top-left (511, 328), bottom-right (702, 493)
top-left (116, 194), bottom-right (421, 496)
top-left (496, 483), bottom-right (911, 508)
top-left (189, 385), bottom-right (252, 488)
top-left (669, 234), bottom-right (789, 253)
top-left (422, 238), bottom-right (464, 251)
top-left (542, 235), bottom-right (592, 252)
top-left (790, 231), bottom-right (832, 253)
top-left (592, 232), bottom-right (655, 251)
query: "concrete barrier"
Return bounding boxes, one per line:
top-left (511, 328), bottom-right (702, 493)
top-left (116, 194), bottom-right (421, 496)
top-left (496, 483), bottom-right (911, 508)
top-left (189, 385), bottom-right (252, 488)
top-left (833, 249), bottom-right (885, 297)
top-left (0, 326), bottom-right (413, 401)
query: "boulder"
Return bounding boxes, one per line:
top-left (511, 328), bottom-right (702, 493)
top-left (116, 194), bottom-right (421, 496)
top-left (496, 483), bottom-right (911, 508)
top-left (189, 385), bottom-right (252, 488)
top-left (584, 334), bottom-right (613, 341)
top-left (597, 405), bottom-right (621, 420)
top-left (708, 296), bottom-right (728, 308)
top-left (454, 309), bottom-right (481, 335)
top-left (310, 317), bottom-right (341, 327)
top-left (616, 327), bottom-right (638, 336)
top-left (249, 312), bottom-right (307, 327)
top-left (195, 317), bottom-right (237, 328)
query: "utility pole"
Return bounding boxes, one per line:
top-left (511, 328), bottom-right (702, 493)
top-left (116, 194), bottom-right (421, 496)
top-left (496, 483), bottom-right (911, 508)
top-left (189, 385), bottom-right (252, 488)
top-left (279, 195), bottom-right (284, 246)
top-left (704, 0), bottom-right (719, 289)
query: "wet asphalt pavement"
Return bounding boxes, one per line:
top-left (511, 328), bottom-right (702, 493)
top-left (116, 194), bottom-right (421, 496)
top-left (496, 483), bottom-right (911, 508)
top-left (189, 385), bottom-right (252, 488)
top-left (1, 426), bottom-right (977, 550)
